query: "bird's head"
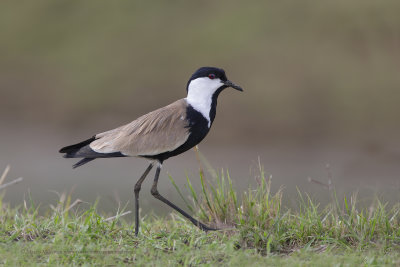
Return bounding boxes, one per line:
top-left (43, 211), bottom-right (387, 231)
top-left (186, 67), bottom-right (243, 98)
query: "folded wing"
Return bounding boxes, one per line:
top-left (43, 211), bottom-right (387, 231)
top-left (90, 99), bottom-right (190, 157)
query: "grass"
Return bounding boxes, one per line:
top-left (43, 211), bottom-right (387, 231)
top-left (1, 162), bottom-right (400, 266)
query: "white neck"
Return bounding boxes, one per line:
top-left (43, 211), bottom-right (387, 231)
top-left (185, 77), bottom-right (223, 128)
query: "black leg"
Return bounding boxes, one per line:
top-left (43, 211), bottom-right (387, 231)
top-left (150, 162), bottom-right (218, 232)
top-left (134, 163), bottom-right (154, 236)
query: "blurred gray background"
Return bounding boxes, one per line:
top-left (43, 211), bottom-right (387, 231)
top-left (1, 1), bottom-right (399, 215)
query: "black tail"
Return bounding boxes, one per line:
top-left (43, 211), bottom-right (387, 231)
top-left (73, 158), bottom-right (96, 169)
top-left (60, 136), bottom-right (126, 168)
top-left (59, 136), bottom-right (96, 154)
top-left (60, 136), bottom-right (97, 168)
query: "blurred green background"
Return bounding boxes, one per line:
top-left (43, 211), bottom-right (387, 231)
top-left (1, 1), bottom-right (399, 212)
top-left (2, 0), bottom-right (400, 141)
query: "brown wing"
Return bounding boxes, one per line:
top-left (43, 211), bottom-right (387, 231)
top-left (90, 99), bottom-right (189, 156)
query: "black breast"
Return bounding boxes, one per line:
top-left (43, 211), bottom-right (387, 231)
top-left (146, 105), bottom-right (211, 162)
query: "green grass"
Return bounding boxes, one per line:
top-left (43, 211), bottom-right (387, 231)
top-left (1, 162), bottom-right (400, 265)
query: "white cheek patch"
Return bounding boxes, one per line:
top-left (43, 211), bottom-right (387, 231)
top-left (186, 77), bottom-right (223, 127)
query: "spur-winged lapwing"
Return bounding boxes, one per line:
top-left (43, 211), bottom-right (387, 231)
top-left (60, 67), bottom-right (243, 235)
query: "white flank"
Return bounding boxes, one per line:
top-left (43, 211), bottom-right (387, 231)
top-left (185, 77), bottom-right (223, 127)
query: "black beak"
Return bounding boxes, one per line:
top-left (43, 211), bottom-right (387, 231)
top-left (224, 80), bottom-right (243, 92)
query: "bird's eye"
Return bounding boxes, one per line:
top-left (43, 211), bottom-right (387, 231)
top-left (208, 74), bottom-right (216, 80)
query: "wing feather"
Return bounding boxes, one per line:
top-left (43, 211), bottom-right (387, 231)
top-left (90, 99), bottom-right (189, 156)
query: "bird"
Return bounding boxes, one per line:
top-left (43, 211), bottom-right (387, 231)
top-left (59, 66), bottom-right (243, 235)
